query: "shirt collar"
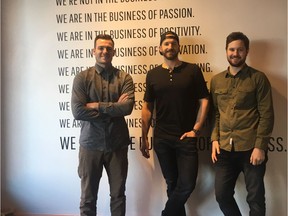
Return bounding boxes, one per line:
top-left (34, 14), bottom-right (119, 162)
top-left (225, 64), bottom-right (249, 78)
top-left (95, 63), bottom-right (113, 76)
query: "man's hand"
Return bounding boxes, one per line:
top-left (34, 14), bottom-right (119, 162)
top-left (211, 140), bottom-right (220, 163)
top-left (180, 130), bottom-right (197, 140)
top-left (250, 148), bottom-right (265, 166)
top-left (140, 136), bottom-right (150, 159)
top-left (86, 102), bottom-right (99, 110)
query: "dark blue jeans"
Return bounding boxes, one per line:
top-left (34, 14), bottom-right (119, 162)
top-left (214, 149), bottom-right (267, 216)
top-left (78, 146), bottom-right (128, 216)
top-left (154, 137), bottom-right (198, 216)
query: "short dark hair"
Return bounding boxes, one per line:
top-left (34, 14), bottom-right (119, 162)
top-left (226, 32), bottom-right (249, 50)
top-left (94, 34), bottom-right (114, 48)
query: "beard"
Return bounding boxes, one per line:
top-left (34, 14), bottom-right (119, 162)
top-left (162, 50), bottom-right (178, 60)
top-left (227, 56), bottom-right (246, 67)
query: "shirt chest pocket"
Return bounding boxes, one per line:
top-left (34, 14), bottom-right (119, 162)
top-left (236, 87), bottom-right (256, 108)
top-left (214, 89), bottom-right (229, 107)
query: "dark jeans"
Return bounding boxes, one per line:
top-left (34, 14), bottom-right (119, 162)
top-left (214, 149), bottom-right (267, 216)
top-left (78, 146), bottom-right (128, 216)
top-left (154, 137), bottom-right (198, 216)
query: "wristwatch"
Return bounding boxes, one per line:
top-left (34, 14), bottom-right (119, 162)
top-left (192, 129), bottom-right (200, 136)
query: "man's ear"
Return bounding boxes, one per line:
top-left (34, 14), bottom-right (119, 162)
top-left (159, 45), bottom-right (163, 55)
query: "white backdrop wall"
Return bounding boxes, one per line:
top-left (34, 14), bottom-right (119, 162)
top-left (1, 0), bottom-right (287, 215)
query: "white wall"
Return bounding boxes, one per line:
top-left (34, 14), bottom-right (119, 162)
top-left (1, 0), bottom-right (287, 215)
top-left (0, 0), bottom-right (2, 210)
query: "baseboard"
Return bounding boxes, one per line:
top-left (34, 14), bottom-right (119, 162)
top-left (16, 215), bottom-right (78, 216)
top-left (1, 210), bottom-right (78, 216)
top-left (2, 214), bottom-right (77, 216)
top-left (17, 215), bottom-right (78, 216)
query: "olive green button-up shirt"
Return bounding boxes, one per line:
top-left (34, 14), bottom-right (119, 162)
top-left (210, 65), bottom-right (274, 151)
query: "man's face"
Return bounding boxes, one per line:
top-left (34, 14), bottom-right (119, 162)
top-left (226, 39), bottom-right (248, 67)
top-left (93, 39), bottom-right (115, 66)
top-left (159, 37), bottom-right (180, 60)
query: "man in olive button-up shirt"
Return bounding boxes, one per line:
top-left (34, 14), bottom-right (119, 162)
top-left (210, 32), bottom-right (274, 216)
top-left (210, 65), bottom-right (274, 152)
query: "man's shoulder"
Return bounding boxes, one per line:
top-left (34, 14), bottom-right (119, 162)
top-left (182, 61), bottom-right (195, 67)
top-left (246, 66), bottom-right (266, 77)
top-left (73, 66), bottom-right (95, 80)
top-left (179, 62), bottom-right (204, 75)
top-left (77, 66), bottom-right (95, 75)
top-left (146, 65), bottom-right (163, 76)
top-left (114, 67), bottom-right (133, 78)
top-left (212, 70), bottom-right (227, 80)
top-left (246, 66), bottom-right (271, 87)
